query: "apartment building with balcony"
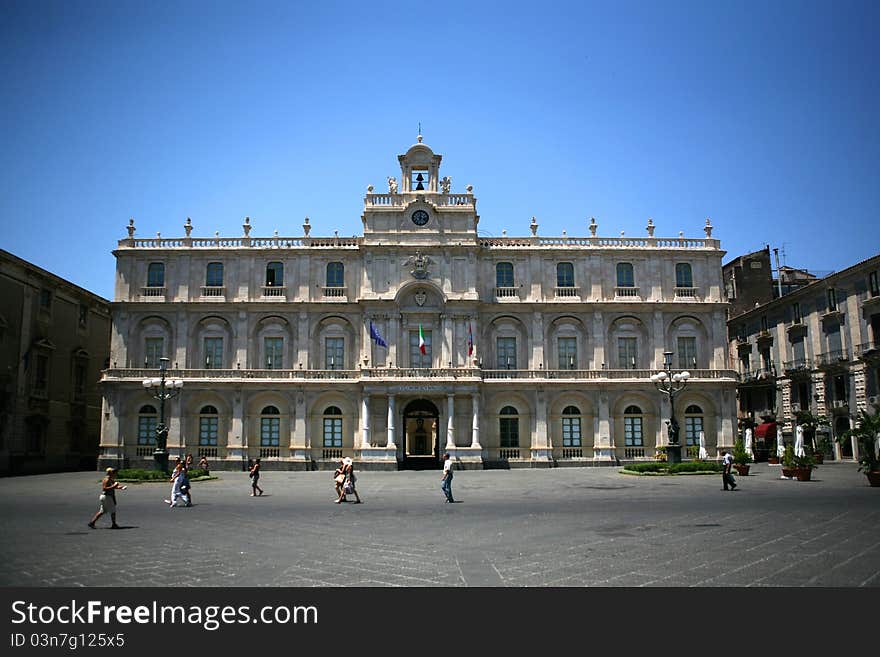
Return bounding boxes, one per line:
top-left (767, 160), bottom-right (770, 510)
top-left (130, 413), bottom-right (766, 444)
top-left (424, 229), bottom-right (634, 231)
top-left (99, 137), bottom-right (738, 471)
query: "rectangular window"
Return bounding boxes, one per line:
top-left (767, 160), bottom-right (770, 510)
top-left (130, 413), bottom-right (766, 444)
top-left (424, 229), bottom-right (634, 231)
top-left (685, 416), bottom-right (703, 446)
top-left (145, 337), bottom-right (164, 368)
top-left (199, 416), bottom-right (218, 446)
top-left (496, 263), bottom-right (514, 288)
top-left (496, 337), bottom-right (517, 369)
top-left (260, 417), bottom-right (280, 446)
top-left (78, 304), bottom-right (88, 328)
top-left (760, 315), bottom-right (768, 332)
top-left (675, 263), bottom-right (693, 288)
top-left (825, 323), bottom-right (842, 355)
top-left (616, 263), bottom-right (635, 287)
top-left (558, 337), bottom-right (577, 369)
top-left (562, 417), bottom-right (582, 447)
top-left (557, 262), bottom-right (575, 288)
top-left (326, 262), bottom-right (344, 288)
top-left (409, 330), bottom-right (432, 368)
top-left (870, 271), bottom-right (880, 297)
top-left (827, 288), bottom-right (837, 311)
top-left (499, 418), bottom-right (519, 448)
top-left (206, 262), bottom-right (224, 287)
top-left (740, 353), bottom-right (751, 373)
top-left (677, 337), bottom-right (697, 369)
top-left (138, 416), bottom-right (157, 445)
top-left (325, 337), bottom-right (344, 369)
top-left (792, 337), bottom-right (806, 363)
top-left (264, 337), bottom-right (283, 370)
top-left (265, 262), bottom-right (283, 287)
top-left (147, 263), bottom-right (165, 287)
top-left (204, 337), bottom-right (223, 369)
top-left (761, 349), bottom-right (772, 372)
top-left (618, 337), bottom-right (637, 369)
top-left (323, 417), bottom-right (342, 447)
top-left (793, 302), bottom-right (802, 324)
top-left (624, 417), bottom-right (643, 446)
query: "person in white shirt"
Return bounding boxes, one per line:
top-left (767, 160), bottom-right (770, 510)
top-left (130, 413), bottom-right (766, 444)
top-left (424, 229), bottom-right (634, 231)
top-left (721, 450), bottom-right (737, 491)
top-left (441, 453), bottom-right (455, 503)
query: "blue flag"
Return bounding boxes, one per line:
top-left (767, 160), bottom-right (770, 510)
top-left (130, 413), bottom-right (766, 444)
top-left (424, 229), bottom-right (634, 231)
top-left (369, 321), bottom-right (388, 348)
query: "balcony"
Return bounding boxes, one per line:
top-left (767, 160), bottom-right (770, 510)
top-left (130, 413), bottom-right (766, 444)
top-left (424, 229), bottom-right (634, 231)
top-left (200, 286), bottom-right (226, 299)
top-left (140, 286), bottom-right (166, 299)
top-left (815, 349), bottom-right (850, 368)
top-left (322, 286), bottom-right (347, 299)
top-left (739, 367), bottom-right (776, 383)
top-left (554, 286), bottom-right (580, 299)
top-left (673, 286), bottom-right (699, 300)
top-left (494, 286), bottom-right (519, 299)
top-left (783, 358), bottom-right (811, 374)
top-left (260, 285), bottom-right (286, 299)
top-left (856, 341), bottom-right (879, 360)
top-left (614, 286), bottom-right (640, 299)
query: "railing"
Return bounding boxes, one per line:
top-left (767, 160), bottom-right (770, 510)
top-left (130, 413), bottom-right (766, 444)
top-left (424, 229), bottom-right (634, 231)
top-left (494, 286), bottom-right (519, 298)
top-left (200, 286), bottom-right (225, 297)
top-left (554, 286), bottom-right (580, 298)
top-left (366, 193), bottom-right (474, 207)
top-left (198, 447), bottom-right (218, 458)
top-left (135, 446), bottom-right (155, 457)
top-left (322, 286), bottom-right (347, 298)
top-left (739, 367), bottom-right (776, 382)
top-left (362, 367), bottom-right (477, 379)
top-left (478, 235), bottom-right (718, 249)
top-left (783, 358), bottom-right (811, 372)
top-left (499, 448), bottom-right (520, 459)
top-left (614, 286), bottom-right (640, 298)
top-left (322, 448), bottom-right (343, 460)
top-left (140, 286), bottom-right (166, 297)
top-left (816, 349), bottom-right (850, 367)
top-left (259, 447), bottom-right (280, 458)
top-left (261, 286), bottom-right (286, 297)
top-left (856, 341), bottom-right (879, 358)
top-left (623, 447), bottom-right (646, 459)
top-left (561, 447), bottom-right (583, 459)
top-left (674, 287), bottom-right (699, 299)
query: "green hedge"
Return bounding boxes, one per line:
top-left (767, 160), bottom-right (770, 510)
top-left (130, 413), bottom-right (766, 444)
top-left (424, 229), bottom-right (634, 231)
top-left (116, 468), bottom-right (210, 481)
top-left (623, 461), bottom-right (723, 475)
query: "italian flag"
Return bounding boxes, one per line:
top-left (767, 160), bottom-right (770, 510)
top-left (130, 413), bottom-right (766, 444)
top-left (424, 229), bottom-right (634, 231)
top-left (418, 324), bottom-right (427, 355)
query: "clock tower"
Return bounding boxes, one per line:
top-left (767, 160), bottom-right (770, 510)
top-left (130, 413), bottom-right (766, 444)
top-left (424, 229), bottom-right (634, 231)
top-left (361, 135), bottom-right (479, 246)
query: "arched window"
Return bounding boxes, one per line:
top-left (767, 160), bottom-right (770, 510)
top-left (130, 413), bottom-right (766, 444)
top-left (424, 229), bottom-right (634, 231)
top-left (496, 262), bottom-right (514, 288)
top-left (326, 262), bottom-right (344, 288)
top-left (323, 406), bottom-right (343, 447)
top-left (616, 262), bottom-right (634, 287)
top-left (147, 262), bottom-right (165, 287)
top-left (137, 405), bottom-right (158, 445)
top-left (265, 262), bottom-right (283, 287)
top-left (260, 406), bottom-right (280, 447)
top-left (623, 405), bottom-right (643, 446)
top-left (556, 262), bottom-right (574, 288)
top-left (499, 406), bottom-right (519, 448)
top-left (206, 262), bottom-right (224, 287)
top-left (199, 405), bottom-right (219, 446)
top-left (684, 404), bottom-right (704, 446)
top-left (562, 405), bottom-right (582, 447)
top-left (675, 263), bottom-right (693, 288)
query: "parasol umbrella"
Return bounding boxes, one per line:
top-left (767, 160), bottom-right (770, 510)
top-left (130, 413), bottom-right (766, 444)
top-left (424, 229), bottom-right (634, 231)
top-left (744, 427), bottom-right (753, 459)
top-left (776, 432), bottom-right (786, 458)
top-left (698, 431), bottom-right (708, 460)
top-left (795, 424), bottom-right (805, 458)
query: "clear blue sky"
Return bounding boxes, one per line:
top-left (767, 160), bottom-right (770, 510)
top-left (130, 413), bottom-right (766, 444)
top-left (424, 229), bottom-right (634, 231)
top-left (2, 0), bottom-right (877, 301)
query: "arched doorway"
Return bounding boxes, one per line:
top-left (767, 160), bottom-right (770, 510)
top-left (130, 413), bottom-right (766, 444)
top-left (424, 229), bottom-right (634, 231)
top-left (402, 399), bottom-right (440, 470)
top-left (836, 415), bottom-right (853, 459)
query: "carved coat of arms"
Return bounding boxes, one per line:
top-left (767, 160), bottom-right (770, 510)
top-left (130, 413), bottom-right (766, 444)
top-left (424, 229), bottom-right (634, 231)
top-left (404, 251), bottom-right (433, 280)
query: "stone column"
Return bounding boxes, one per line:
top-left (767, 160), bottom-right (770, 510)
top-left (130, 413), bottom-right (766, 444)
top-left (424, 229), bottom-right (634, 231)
top-left (594, 392), bottom-right (613, 461)
top-left (228, 392), bottom-right (246, 462)
top-left (387, 394), bottom-right (397, 449)
top-left (291, 389), bottom-right (307, 460)
top-left (441, 313), bottom-right (452, 368)
top-left (471, 392), bottom-right (481, 448)
top-left (532, 388), bottom-right (551, 461)
top-left (362, 316), bottom-right (371, 366)
top-left (446, 394), bottom-right (456, 449)
top-left (361, 394), bottom-right (371, 448)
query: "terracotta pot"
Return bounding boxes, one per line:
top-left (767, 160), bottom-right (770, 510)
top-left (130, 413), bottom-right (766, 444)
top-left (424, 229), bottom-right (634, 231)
top-left (781, 466), bottom-right (797, 478)
top-left (734, 464), bottom-right (750, 476)
top-left (794, 467), bottom-right (812, 481)
top-left (866, 471), bottom-right (880, 487)
top-left (768, 456), bottom-right (780, 465)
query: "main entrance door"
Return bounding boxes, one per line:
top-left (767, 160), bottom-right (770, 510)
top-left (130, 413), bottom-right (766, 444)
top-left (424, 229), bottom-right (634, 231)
top-left (402, 399), bottom-right (440, 470)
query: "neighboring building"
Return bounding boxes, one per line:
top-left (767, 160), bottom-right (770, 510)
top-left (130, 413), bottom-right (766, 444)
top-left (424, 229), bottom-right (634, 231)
top-left (0, 250), bottom-right (111, 475)
top-left (723, 246), bottom-right (775, 318)
top-left (728, 252), bottom-right (880, 460)
top-left (98, 137), bottom-right (738, 472)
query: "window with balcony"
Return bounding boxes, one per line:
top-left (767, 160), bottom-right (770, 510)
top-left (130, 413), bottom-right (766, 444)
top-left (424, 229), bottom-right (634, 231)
top-left (326, 262), bottom-right (344, 288)
top-left (409, 330), bottom-right (432, 368)
top-left (496, 262), bottom-right (514, 288)
top-left (869, 271), bottom-right (880, 298)
top-left (675, 263), bottom-right (693, 288)
top-left (204, 337), bottom-right (223, 369)
top-left (206, 262), bottom-right (224, 287)
top-left (325, 337), bottom-right (345, 370)
top-left (558, 337), bottom-right (577, 370)
top-left (137, 405), bottom-right (158, 445)
top-left (618, 337), bottom-right (638, 369)
top-left (556, 262), bottom-right (574, 288)
top-left (499, 406), bottom-right (519, 448)
top-left (147, 263), bottom-right (165, 287)
top-left (260, 406), bottom-right (280, 447)
top-left (827, 287), bottom-right (838, 312)
top-left (623, 406), bottom-right (644, 446)
top-left (561, 406), bottom-right (582, 447)
top-left (144, 337), bottom-right (164, 369)
top-left (199, 406), bottom-right (219, 446)
top-left (616, 263), bottom-right (635, 287)
top-left (323, 406), bottom-right (343, 447)
top-left (265, 262), bottom-right (283, 287)
top-left (684, 405), bottom-right (704, 446)
top-left (793, 302), bottom-right (802, 324)
top-left (264, 337), bottom-right (283, 370)
top-left (496, 337), bottom-right (517, 369)
top-left (677, 337), bottom-right (697, 370)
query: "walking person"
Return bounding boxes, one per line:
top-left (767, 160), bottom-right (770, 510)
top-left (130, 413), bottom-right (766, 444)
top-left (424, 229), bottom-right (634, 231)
top-left (721, 450), bottom-right (737, 491)
top-left (165, 461), bottom-right (188, 507)
top-left (333, 458), bottom-right (346, 501)
top-left (198, 454), bottom-right (209, 475)
top-left (88, 468), bottom-right (127, 529)
top-left (178, 464), bottom-right (193, 507)
top-left (336, 456), bottom-right (361, 504)
top-left (440, 453), bottom-right (455, 503)
top-left (249, 458), bottom-right (263, 496)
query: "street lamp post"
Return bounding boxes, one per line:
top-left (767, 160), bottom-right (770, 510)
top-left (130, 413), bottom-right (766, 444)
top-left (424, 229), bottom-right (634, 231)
top-left (651, 351), bottom-right (690, 464)
top-left (142, 357), bottom-right (183, 473)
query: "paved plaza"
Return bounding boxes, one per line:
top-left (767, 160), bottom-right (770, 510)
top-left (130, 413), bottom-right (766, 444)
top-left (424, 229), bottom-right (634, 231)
top-left (1, 462), bottom-right (878, 587)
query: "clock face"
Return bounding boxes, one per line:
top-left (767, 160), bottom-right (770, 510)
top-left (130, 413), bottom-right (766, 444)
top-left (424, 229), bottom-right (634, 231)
top-left (411, 210), bottom-right (429, 226)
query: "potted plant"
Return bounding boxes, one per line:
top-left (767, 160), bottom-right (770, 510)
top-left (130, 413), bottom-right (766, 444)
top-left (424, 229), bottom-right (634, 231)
top-left (812, 434), bottom-right (829, 464)
top-left (781, 444), bottom-right (797, 478)
top-left (796, 410), bottom-right (829, 463)
top-left (792, 451), bottom-right (816, 481)
top-left (839, 408), bottom-right (880, 487)
top-left (767, 435), bottom-right (781, 464)
top-left (732, 439), bottom-right (752, 476)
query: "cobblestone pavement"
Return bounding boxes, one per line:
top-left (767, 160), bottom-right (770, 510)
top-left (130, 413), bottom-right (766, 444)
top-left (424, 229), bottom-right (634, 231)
top-left (1, 462), bottom-right (878, 587)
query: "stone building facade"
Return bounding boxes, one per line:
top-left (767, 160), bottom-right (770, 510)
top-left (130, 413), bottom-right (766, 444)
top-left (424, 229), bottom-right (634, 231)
top-left (0, 249), bottom-right (111, 475)
top-left (99, 138), bottom-right (738, 471)
top-left (729, 252), bottom-right (880, 459)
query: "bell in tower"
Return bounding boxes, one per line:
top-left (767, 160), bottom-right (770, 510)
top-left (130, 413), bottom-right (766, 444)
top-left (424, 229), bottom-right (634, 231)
top-left (414, 172), bottom-right (425, 190)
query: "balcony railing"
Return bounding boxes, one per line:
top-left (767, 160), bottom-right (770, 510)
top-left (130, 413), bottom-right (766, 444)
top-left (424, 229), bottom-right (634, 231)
top-left (499, 448), bottom-right (521, 459)
top-left (783, 358), bottom-right (811, 373)
top-left (140, 286), bottom-right (166, 298)
top-left (560, 447), bottom-right (584, 459)
top-left (815, 349), bottom-right (850, 367)
top-left (673, 286), bottom-right (699, 299)
top-left (494, 286), bottom-right (519, 298)
top-left (739, 367), bottom-right (776, 383)
top-left (200, 286), bottom-right (225, 297)
top-left (259, 447), bottom-right (281, 458)
top-left (554, 286), bottom-right (580, 298)
top-left (322, 286), bottom-right (347, 298)
top-left (623, 447), bottom-right (646, 459)
top-left (614, 286), bottom-right (640, 298)
top-left (261, 285), bottom-right (286, 298)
